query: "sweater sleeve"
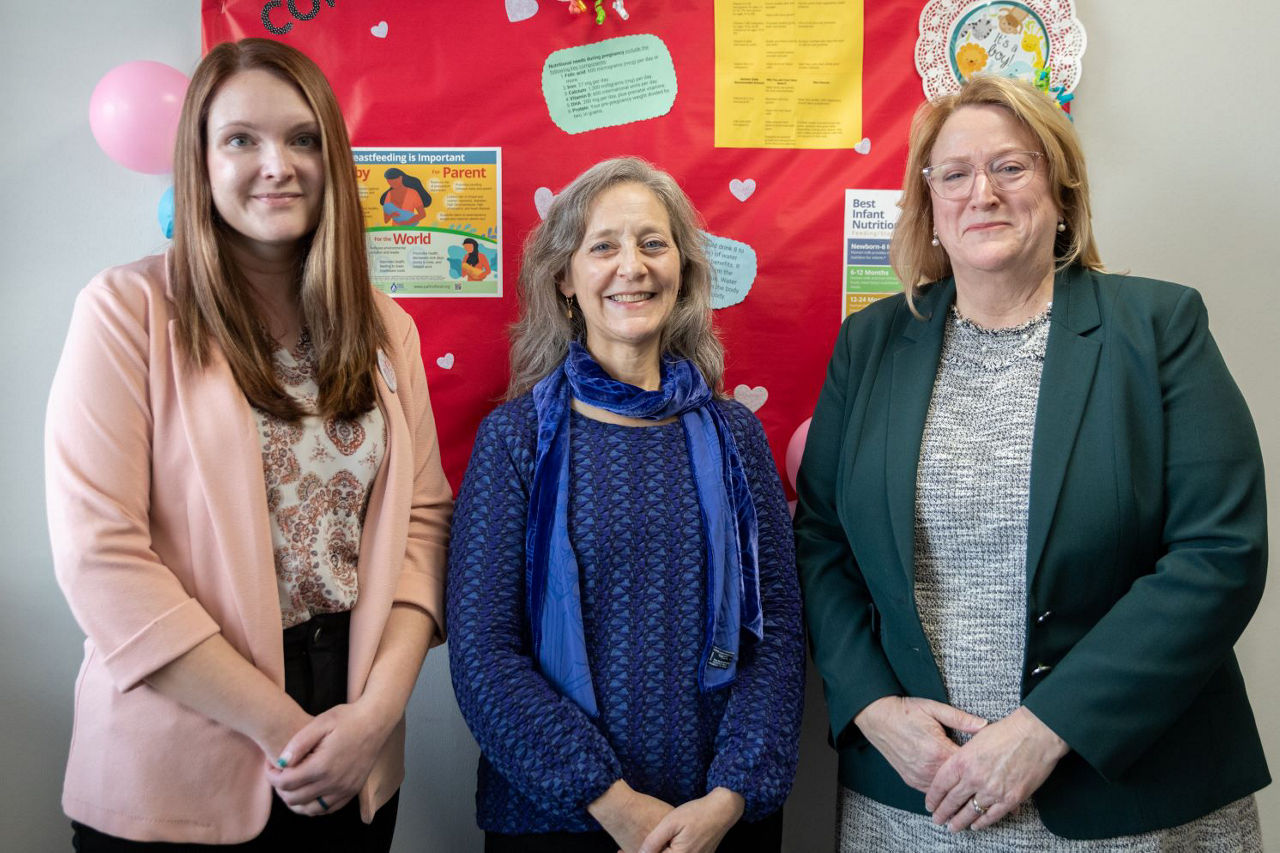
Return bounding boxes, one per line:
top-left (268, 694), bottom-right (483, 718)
top-left (704, 404), bottom-right (806, 821)
top-left (446, 400), bottom-right (623, 814)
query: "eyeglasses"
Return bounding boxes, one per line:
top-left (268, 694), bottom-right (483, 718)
top-left (922, 151), bottom-right (1044, 199)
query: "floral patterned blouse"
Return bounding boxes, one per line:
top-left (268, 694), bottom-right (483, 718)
top-left (254, 330), bottom-right (386, 629)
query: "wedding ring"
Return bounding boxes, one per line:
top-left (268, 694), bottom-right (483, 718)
top-left (971, 798), bottom-right (988, 815)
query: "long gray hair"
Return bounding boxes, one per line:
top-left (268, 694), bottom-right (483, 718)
top-left (505, 157), bottom-right (724, 399)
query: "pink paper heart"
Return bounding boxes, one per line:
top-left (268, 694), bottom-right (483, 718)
top-left (505, 0), bottom-right (539, 22)
top-left (729, 178), bottom-right (756, 202)
top-left (732, 384), bottom-right (768, 412)
top-left (534, 187), bottom-right (556, 220)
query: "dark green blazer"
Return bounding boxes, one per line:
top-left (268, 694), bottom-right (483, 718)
top-left (794, 266), bottom-right (1269, 839)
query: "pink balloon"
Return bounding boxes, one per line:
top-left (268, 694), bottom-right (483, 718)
top-left (784, 417), bottom-right (812, 490)
top-left (89, 61), bottom-right (188, 174)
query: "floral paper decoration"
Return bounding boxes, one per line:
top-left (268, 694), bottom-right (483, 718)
top-left (917, 0), bottom-right (1086, 104)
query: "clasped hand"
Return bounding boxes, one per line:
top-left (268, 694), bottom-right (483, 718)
top-left (637, 787), bottom-right (744, 853)
top-left (590, 780), bottom-right (744, 853)
top-left (856, 697), bottom-right (1067, 832)
top-left (924, 705), bottom-right (1068, 832)
top-left (267, 700), bottom-right (394, 817)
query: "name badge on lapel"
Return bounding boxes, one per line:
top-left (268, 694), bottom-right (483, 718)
top-left (377, 349), bottom-right (397, 394)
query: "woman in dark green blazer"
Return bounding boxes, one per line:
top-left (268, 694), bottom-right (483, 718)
top-left (794, 75), bottom-right (1268, 849)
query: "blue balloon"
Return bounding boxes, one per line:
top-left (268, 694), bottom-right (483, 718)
top-left (158, 186), bottom-right (174, 239)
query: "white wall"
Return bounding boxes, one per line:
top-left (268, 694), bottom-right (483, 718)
top-left (2, 1), bottom-right (1274, 850)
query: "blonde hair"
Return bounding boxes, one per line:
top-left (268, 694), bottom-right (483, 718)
top-left (170, 38), bottom-right (385, 421)
top-left (506, 157), bottom-right (724, 398)
top-left (890, 75), bottom-right (1103, 313)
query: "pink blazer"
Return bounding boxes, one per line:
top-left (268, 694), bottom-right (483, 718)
top-left (45, 253), bottom-right (453, 843)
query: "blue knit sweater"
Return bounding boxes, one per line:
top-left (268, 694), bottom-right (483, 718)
top-left (446, 393), bottom-right (804, 834)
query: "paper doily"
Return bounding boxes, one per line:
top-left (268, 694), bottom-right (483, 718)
top-left (917, 0), bottom-right (1085, 100)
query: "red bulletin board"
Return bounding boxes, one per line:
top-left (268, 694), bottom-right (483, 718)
top-left (202, 0), bottom-right (927, 495)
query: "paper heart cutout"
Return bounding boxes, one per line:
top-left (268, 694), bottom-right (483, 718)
top-left (436, 353), bottom-right (455, 370)
top-left (505, 0), bottom-right (539, 22)
top-left (854, 137), bottom-right (871, 155)
top-left (732, 384), bottom-right (768, 412)
top-left (370, 20), bottom-right (389, 38)
top-left (728, 178), bottom-right (756, 202)
top-left (534, 187), bottom-right (556, 220)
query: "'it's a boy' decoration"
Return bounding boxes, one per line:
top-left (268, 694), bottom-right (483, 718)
top-left (916, 0), bottom-right (1085, 109)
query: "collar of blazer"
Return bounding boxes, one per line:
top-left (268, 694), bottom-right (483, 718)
top-left (882, 266), bottom-right (1103, 590)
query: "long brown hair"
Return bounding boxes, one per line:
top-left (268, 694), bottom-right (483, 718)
top-left (506, 157), bottom-right (724, 399)
top-left (890, 75), bottom-right (1103, 314)
top-left (170, 38), bottom-right (385, 421)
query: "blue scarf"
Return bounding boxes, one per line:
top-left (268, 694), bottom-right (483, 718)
top-left (527, 342), bottom-right (763, 717)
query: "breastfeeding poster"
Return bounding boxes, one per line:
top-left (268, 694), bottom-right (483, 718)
top-left (355, 148), bottom-right (502, 297)
top-left (203, 0), bottom-right (939, 494)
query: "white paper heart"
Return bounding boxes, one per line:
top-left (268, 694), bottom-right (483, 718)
top-left (370, 20), bottom-right (389, 38)
top-left (505, 0), bottom-right (539, 22)
top-left (533, 187), bottom-right (556, 220)
top-left (728, 178), bottom-right (756, 202)
top-left (732, 384), bottom-right (768, 412)
top-left (854, 137), bottom-right (871, 155)
top-left (436, 353), bottom-right (455, 370)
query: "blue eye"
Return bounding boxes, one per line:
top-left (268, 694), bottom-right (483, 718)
top-left (294, 133), bottom-right (320, 148)
top-left (643, 238), bottom-right (669, 250)
top-left (226, 134), bottom-right (252, 148)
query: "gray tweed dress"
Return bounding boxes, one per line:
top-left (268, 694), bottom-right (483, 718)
top-left (836, 306), bottom-right (1261, 852)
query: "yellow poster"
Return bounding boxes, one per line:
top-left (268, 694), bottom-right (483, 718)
top-left (714, 0), bottom-right (864, 149)
top-left (354, 147), bottom-right (501, 297)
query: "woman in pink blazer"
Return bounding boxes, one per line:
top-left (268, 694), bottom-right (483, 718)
top-left (45, 39), bottom-right (452, 850)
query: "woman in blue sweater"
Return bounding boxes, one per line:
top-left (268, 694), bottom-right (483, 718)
top-left (447, 157), bottom-right (804, 853)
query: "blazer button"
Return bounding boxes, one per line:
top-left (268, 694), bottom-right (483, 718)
top-left (1036, 610), bottom-right (1053, 624)
top-left (1030, 663), bottom-right (1053, 677)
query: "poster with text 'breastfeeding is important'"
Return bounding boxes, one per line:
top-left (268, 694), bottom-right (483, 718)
top-left (356, 148), bottom-right (501, 297)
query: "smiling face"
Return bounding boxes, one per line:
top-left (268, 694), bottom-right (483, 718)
top-left (929, 104), bottom-right (1060, 288)
top-left (558, 181), bottom-right (682, 376)
top-left (205, 69), bottom-right (324, 262)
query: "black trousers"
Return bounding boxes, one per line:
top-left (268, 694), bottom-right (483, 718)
top-left (72, 611), bottom-right (398, 853)
top-left (484, 808), bottom-right (784, 853)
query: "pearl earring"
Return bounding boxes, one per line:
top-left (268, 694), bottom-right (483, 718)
top-left (1057, 220), bottom-right (1066, 233)
top-left (931, 232), bottom-right (940, 247)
